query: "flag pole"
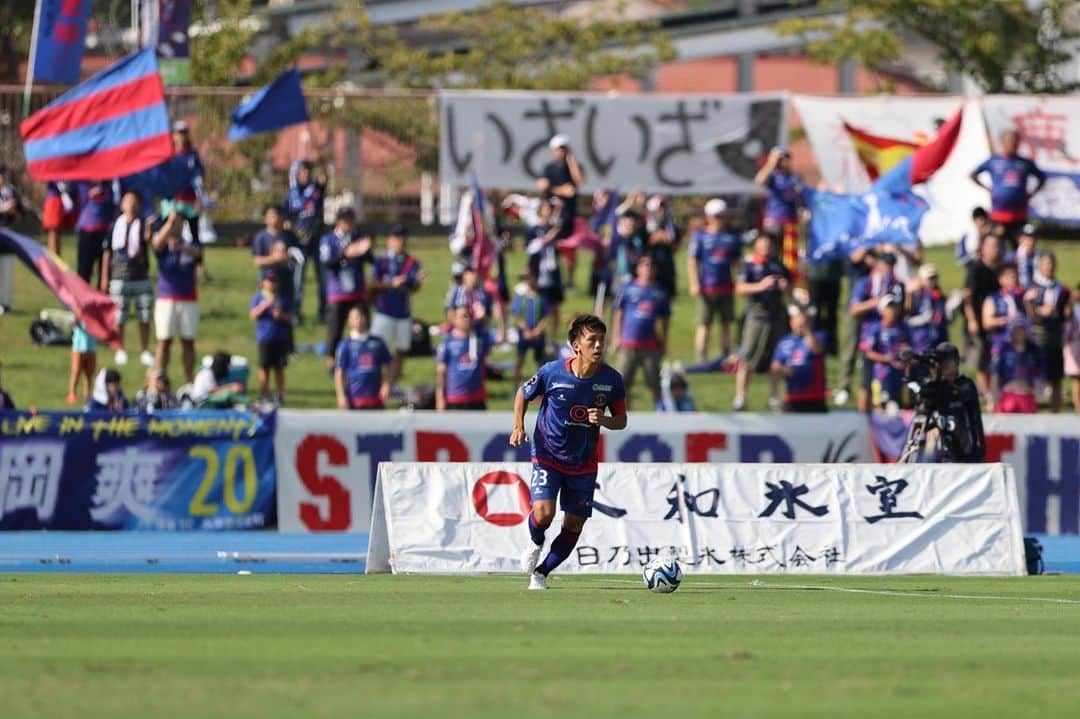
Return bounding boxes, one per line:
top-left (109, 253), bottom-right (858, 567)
top-left (22, 0), bottom-right (45, 118)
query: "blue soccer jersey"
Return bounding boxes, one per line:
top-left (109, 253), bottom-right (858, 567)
top-left (335, 335), bottom-right (392, 408)
top-left (437, 330), bottom-right (492, 403)
top-left (771, 331), bottom-right (828, 403)
top-left (522, 359), bottom-right (627, 476)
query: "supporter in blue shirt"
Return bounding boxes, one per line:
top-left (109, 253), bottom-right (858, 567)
top-left (755, 146), bottom-right (803, 233)
top-left (905, 263), bottom-right (949, 353)
top-left (436, 306), bottom-right (492, 411)
top-left (525, 200), bottom-right (565, 336)
top-left (864, 295), bottom-right (912, 410)
top-left (848, 251), bottom-right (903, 413)
top-left (770, 303), bottom-right (828, 413)
top-left (251, 204), bottom-right (298, 305)
top-left (613, 255), bottom-right (670, 408)
top-left (688, 197), bottom-right (741, 362)
top-left (970, 130), bottom-right (1045, 247)
top-left (76, 180), bottom-right (116, 285)
top-left (334, 306), bottom-right (393, 410)
top-left (511, 271), bottom-right (552, 388)
top-left (249, 272), bottom-right (294, 405)
top-left (982, 264), bottom-right (1024, 352)
top-left (319, 207), bottom-right (373, 369)
top-left (284, 159), bottom-right (327, 321)
top-left (370, 224), bottom-right (425, 390)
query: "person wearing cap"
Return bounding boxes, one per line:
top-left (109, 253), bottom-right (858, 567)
top-left (989, 318), bottom-right (1042, 413)
top-left (645, 195), bottom-right (680, 298)
top-left (846, 250), bottom-right (903, 412)
top-left (688, 198), bottom-right (742, 363)
top-left (284, 159), bottom-right (327, 322)
top-left (319, 206), bottom-right (373, 369)
top-left (86, 368), bottom-right (129, 413)
top-left (251, 203), bottom-right (298, 306)
top-left (755, 146), bottom-right (803, 277)
top-left (1011, 223), bottom-right (1038, 288)
top-left (612, 254), bottom-right (671, 409)
top-left (970, 130), bottom-right (1046, 249)
top-left (864, 294), bottom-right (912, 411)
top-left (733, 232), bottom-right (791, 411)
top-left (152, 207), bottom-right (203, 383)
top-left (1024, 251), bottom-right (1070, 412)
top-left (982, 263), bottom-right (1024, 353)
top-left (249, 271), bottom-right (294, 405)
top-left (537, 134), bottom-right (584, 241)
top-left (510, 270), bottom-right (553, 388)
top-left (905, 263), bottom-right (948, 353)
top-left (963, 233), bottom-right (1003, 396)
top-left (370, 224), bottom-right (425, 390)
top-left (135, 368), bottom-right (177, 413)
top-left (770, 303), bottom-right (828, 413)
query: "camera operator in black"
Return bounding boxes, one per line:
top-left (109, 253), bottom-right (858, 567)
top-left (902, 342), bottom-right (985, 463)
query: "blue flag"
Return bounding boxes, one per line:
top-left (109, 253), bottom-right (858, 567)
top-left (32, 0), bottom-right (91, 84)
top-left (803, 188), bottom-right (864, 263)
top-left (228, 68), bottom-right (310, 141)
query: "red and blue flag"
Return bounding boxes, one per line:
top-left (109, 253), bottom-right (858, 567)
top-left (0, 228), bottom-right (120, 348)
top-left (20, 47), bottom-right (173, 182)
top-left (31, 0), bottom-right (92, 85)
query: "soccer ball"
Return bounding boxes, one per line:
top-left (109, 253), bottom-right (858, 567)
top-left (642, 557), bottom-right (682, 593)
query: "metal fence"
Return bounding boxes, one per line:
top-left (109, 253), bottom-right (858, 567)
top-left (0, 85), bottom-right (439, 225)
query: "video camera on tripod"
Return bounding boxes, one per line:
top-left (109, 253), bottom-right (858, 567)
top-left (897, 343), bottom-right (985, 464)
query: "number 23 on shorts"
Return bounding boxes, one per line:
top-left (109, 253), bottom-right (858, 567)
top-left (530, 466), bottom-right (549, 489)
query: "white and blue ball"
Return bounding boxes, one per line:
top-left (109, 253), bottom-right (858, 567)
top-left (642, 557), bottom-right (682, 593)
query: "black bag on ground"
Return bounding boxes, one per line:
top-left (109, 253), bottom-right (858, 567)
top-left (30, 318), bottom-right (70, 346)
top-left (1024, 537), bottom-right (1044, 575)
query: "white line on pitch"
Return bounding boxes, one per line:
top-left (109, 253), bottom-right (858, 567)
top-left (748, 582), bottom-right (1080, 605)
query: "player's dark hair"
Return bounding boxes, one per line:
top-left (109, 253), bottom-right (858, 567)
top-left (263, 203), bottom-right (284, 216)
top-left (972, 207), bottom-right (988, 220)
top-left (568, 314), bottom-right (606, 344)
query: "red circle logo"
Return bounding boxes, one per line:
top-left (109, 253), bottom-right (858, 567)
top-left (471, 471), bottom-right (531, 527)
top-left (569, 405), bottom-right (590, 422)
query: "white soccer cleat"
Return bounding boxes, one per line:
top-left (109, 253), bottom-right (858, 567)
top-left (114, 349), bottom-right (129, 366)
top-left (528, 572), bottom-right (548, 591)
top-left (521, 542), bottom-right (543, 574)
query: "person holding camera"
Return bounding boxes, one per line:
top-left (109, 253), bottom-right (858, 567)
top-left (900, 343), bottom-right (985, 463)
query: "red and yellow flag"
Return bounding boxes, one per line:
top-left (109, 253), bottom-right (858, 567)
top-left (843, 122), bottom-right (920, 181)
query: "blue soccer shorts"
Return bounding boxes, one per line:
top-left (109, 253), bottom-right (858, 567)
top-left (529, 463), bottom-right (596, 518)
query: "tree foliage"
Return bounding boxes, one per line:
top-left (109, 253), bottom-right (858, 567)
top-left (776, 0), bottom-right (1080, 94)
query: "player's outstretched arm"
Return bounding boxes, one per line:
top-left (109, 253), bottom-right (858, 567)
top-left (509, 387), bottom-right (530, 447)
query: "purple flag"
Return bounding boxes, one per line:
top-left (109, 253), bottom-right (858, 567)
top-left (32, 0), bottom-right (91, 85)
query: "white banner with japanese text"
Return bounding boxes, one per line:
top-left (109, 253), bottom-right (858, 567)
top-left (275, 411), bottom-right (872, 534)
top-left (439, 91), bottom-right (788, 194)
top-left (367, 462), bottom-right (1025, 576)
top-left (981, 96), bottom-right (1080, 226)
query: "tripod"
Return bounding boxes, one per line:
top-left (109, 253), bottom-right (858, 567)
top-left (898, 410), bottom-right (934, 464)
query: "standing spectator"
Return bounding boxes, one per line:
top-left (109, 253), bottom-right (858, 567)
top-left (613, 209), bottom-right (647, 287)
top-left (989, 319), bottom-right (1041, 414)
top-left (963, 234), bottom-right (1003, 396)
top-left (645, 195), bottom-right (680, 298)
top-left (956, 207), bottom-right (991, 267)
top-left (864, 295), bottom-right (912, 411)
top-left (251, 204), bottom-right (297, 305)
top-left (166, 121), bottom-right (210, 248)
top-left (755, 146), bottom-right (803, 277)
top-left (1064, 284), bottom-right (1080, 412)
top-left (0, 166), bottom-right (22, 226)
top-left (436, 306), bottom-right (491, 411)
top-left (152, 210), bottom-right (202, 382)
top-left (135, 369), bottom-right (177, 413)
top-left (42, 181), bottom-right (78, 256)
top-left (370, 224), bottom-right (425, 390)
top-left (284, 159), bottom-right (326, 322)
top-left (1025, 252), bottom-right (1071, 413)
top-left (982, 264), bottom-right (1024, 353)
top-left (66, 321), bottom-right (97, 404)
top-left (537, 134), bottom-right (583, 241)
top-left (905, 263), bottom-right (948, 353)
top-left (0, 363), bottom-right (14, 409)
top-left (444, 266), bottom-right (495, 336)
top-left (334, 306), bottom-right (392, 410)
top-left (733, 232), bottom-right (791, 411)
top-left (75, 180), bottom-right (115, 286)
top-left (807, 252), bottom-right (844, 357)
top-left (1012, 224), bottom-right (1038, 289)
top-left (612, 255), bottom-right (670, 409)
top-left (770, 303), bottom-right (828, 413)
top-left (847, 251), bottom-right (902, 413)
top-left (970, 129), bottom-right (1046, 248)
top-left (86, 368), bottom-right (129, 413)
top-left (835, 245), bottom-right (876, 406)
top-left (319, 207), bottom-right (372, 368)
top-left (510, 271), bottom-right (552, 389)
top-left (687, 198), bottom-right (741, 363)
top-left (525, 201), bottom-right (565, 338)
top-left (101, 190), bottom-right (154, 368)
top-left (249, 272), bottom-right (294, 405)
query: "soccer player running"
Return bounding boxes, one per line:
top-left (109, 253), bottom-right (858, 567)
top-left (510, 314), bottom-right (627, 591)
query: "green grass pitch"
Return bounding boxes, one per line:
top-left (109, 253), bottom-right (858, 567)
top-left (3, 574), bottom-right (1080, 718)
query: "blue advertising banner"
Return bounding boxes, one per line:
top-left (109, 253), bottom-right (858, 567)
top-left (0, 410), bottom-right (276, 530)
top-left (32, 0), bottom-right (92, 85)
